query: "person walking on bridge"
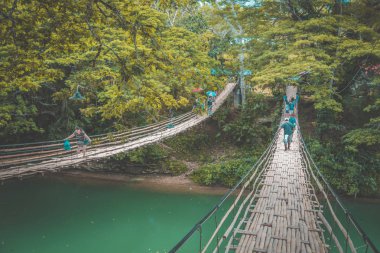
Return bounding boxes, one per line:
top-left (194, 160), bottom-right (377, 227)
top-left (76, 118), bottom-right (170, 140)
top-left (283, 95), bottom-right (290, 113)
top-left (288, 98), bottom-right (295, 115)
top-left (281, 118), bottom-right (294, 151)
top-left (65, 126), bottom-right (91, 158)
top-left (289, 115), bottom-right (297, 127)
top-left (207, 96), bottom-right (214, 115)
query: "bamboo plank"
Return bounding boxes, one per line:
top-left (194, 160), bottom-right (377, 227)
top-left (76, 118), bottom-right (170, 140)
top-left (220, 89), bottom-right (328, 253)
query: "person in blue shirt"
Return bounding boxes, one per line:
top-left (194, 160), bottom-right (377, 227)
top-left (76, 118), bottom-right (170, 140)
top-left (281, 118), bottom-right (294, 151)
top-left (289, 116), bottom-right (296, 126)
top-left (288, 98), bottom-right (295, 114)
top-left (283, 95), bottom-right (290, 113)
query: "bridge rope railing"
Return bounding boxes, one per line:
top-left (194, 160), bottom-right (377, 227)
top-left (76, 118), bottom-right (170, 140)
top-left (297, 120), bottom-right (379, 253)
top-left (0, 111), bottom-right (189, 150)
top-left (2, 111), bottom-right (194, 150)
top-left (209, 135), bottom-right (278, 253)
top-left (0, 83), bottom-right (236, 177)
top-left (0, 111), bottom-right (193, 155)
top-left (169, 111), bottom-right (284, 253)
top-left (0, 81), bottom-right (235, 160)
top-left (169, 93), bottom-right (378, 253)
top-left (169, 93), bottom-right (291, 253)
top-left (0, 114), bottom-right (201, 178)
top-left (0, 112), bottom-right (195, 168)
top-left (0, 112), bottom-right (194, 167)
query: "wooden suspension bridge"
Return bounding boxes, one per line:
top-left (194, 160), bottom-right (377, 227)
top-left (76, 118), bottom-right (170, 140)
top-left (170, 87), bottom-right (379, 253)
top-left (0, 83), bottom-right (377, 253)
top-left (0, 83), bottom-right (235, 181)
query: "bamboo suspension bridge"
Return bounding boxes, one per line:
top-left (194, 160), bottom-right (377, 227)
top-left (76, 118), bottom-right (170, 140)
top-left (0, 83), bottom-right (235, 180)
top-left (0, 84), bottom-right (378, 253)
top-left (169, 87), bottom-right (379, 253)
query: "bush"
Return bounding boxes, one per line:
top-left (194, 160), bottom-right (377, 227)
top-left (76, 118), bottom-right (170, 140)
top-left (216, 94), bottom-right (278, 146)
top-left (165, 129), bottom-right (211, 152)
top-left (191, 158), bottom-right (253, 187)
top-left (164, 160), bottom-right (188, 175)
top-left (125, 145), bottom-right (168, 164)
top-left (306, 138), bottom-right (380, 196)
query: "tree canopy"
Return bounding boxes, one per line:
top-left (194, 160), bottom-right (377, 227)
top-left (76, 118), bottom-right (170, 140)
top-left (1, 0), bottom-right (379, 195)
top-left (0, 0), bottom-right (225, 141)
top-left (229, 0), bottom-right (380, 195)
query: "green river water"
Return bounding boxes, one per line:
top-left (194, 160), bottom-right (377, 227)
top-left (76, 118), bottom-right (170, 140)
top-left (0, 176), bottom-right (379, 253)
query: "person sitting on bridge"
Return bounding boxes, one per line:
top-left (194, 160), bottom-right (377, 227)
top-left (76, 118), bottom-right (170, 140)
top-left (281, 118), bottom-right (294, 151)
top-left (65, 126), bottom-right (91, 158)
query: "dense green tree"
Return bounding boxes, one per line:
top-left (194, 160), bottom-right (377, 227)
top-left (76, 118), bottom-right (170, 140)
top-left (0, 0), bottom-right (224, 142)
top-left (1, 0), bottom-right (379, 195)
top-left (203, 0), bottom-right (379, 195)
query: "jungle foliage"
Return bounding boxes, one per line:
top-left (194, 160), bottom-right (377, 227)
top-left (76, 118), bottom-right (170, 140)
top-left (113, 144), bottom-right (188, 175)
top-left (1, 0), bottom-right (379, 195)
top-left (191, 157), bottom-right (253, 186)
top-left (192, 0), bottom-right (379, 195)
top-left (0, 0), bottom-right (225, 142)
top-left (188, 92), bottom-right (279, 187)
top-left (226, 0), bottom-right (379, 196)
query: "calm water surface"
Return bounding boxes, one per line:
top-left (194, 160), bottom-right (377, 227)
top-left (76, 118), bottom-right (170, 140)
top-left (0, 176), bottom-right (379, 253)
top-left (0, 176), bottom-right (222, 253)
top-left (343, 198), bottom-right (380, 250)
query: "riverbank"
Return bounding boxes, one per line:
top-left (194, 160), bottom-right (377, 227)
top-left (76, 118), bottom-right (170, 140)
top-left (57, 171), bottom-right (229, 195)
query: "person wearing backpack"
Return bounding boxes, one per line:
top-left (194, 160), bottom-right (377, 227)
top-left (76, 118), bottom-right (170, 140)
top-left (281, 118), bottom-right (294, 151)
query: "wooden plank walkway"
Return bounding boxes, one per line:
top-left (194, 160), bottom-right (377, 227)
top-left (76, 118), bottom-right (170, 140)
top-left (224, 87), bottom-right (326, 253)
top-left (0, 83), bottom-right (236, 181)
top-left (226, 124), bottom-right (325, 253)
